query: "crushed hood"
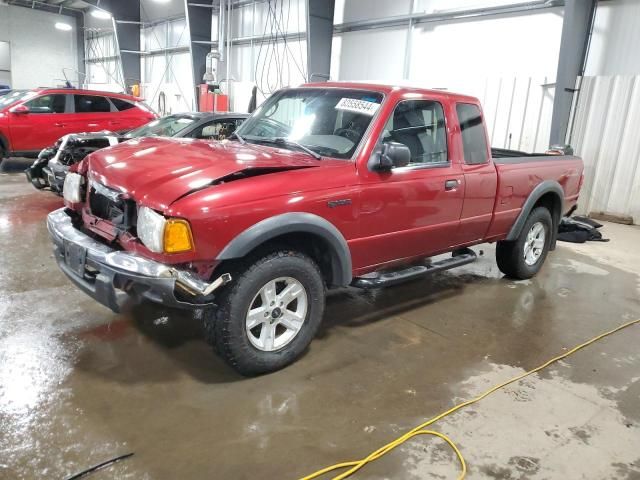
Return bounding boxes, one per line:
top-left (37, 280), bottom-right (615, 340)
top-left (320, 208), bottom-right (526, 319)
top-left (86, 137), bottom-right (319, 210)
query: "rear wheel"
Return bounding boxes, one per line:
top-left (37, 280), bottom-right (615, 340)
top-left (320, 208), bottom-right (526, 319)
top-left (203, 250), bottom-right (325, 376)
top-left (496, 207), bottom-right (553, 279)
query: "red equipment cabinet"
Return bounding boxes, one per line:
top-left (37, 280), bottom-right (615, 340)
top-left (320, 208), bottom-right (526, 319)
top-left (198, 84), bottom-right (229, 112)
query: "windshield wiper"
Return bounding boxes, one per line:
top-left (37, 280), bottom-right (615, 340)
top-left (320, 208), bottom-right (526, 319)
top-left (257, 137), bottom-right (321, 160)
top-left (229, 131), bottom-right (246, 144)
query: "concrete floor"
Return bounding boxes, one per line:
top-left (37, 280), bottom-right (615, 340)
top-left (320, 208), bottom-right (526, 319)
top-left (1, 157), bottom-right (639, 480)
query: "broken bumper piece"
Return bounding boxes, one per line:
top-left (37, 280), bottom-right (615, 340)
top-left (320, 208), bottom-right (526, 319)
top-left (47, 208), bottom-right (231, 313)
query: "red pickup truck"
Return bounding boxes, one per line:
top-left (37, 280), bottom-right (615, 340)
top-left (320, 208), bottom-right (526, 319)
top-left (47, 82), bottom-right (583, 375)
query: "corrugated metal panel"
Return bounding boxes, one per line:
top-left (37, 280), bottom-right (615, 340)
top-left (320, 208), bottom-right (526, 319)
top-left (480, 76), bottom-right (555, 153)
top-left (569, 76), bottom-right (640, 224)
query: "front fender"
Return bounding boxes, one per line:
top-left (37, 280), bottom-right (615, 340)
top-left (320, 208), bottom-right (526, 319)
top-left (217, 212), bottom-right (353, 287)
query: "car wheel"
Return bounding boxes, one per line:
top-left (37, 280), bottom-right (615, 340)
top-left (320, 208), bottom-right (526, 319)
top-left (203, 250), bottom-right (325, 376)
top-left (496, 206), bottom-right (553, 280)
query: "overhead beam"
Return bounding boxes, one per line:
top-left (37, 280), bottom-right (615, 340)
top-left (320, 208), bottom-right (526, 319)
top-left (549, 0), bottom-right (597, 146)
top-left (333, 0), bottom-right (564, 33)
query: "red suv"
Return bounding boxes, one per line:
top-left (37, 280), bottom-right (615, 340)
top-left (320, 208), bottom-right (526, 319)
top-left (0, 88), bottom-right (156, 160)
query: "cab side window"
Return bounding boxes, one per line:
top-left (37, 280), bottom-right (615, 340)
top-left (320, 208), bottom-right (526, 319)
top-left (382, 100), bottom-right (448, 166)
top-left (25, 94), bottom-right (67, 114)
top-left (456, 103), bottom-right (489, 165)
top-left (74, 95), bottom-right (112, 113)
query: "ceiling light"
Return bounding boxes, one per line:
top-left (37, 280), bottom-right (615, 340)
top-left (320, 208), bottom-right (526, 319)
top-left (55, 22), bottom-right (72, 31)
top-left (90, 9), bottom-right (112, 19)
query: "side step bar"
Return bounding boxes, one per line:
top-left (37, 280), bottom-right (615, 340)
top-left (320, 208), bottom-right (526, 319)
top-left (351, 248), bottom-right (477, 289)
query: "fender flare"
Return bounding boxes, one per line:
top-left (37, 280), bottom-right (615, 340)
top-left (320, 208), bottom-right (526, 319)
top-left (506, 180), bottom-right (564, 243)
top-left (217, 212), bottom-right (353, 287)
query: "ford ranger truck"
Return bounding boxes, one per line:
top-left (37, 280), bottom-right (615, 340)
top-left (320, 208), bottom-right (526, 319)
top-left (47, 82), bottom-right (584, 375)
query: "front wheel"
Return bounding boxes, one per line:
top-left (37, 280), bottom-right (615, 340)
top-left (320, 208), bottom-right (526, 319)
top-left (496, 206), bottom-right (553, 280)
top-left (203, 250), bottom-right (325, 376)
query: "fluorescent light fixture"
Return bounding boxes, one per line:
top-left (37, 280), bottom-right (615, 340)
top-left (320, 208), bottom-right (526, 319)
top-left (90, 9), bottom-right (112, 19)
top-left (55, 22), bottom-right (72, 31)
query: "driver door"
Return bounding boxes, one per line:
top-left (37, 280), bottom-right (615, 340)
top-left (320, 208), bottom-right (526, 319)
top-left (354, 98), bottom-right (464, 270)
top-left (9, 93), bottom-right (74, 151)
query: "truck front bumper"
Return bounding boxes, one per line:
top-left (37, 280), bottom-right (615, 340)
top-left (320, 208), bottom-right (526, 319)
top-left (47, 208), bottom-right (231, 313)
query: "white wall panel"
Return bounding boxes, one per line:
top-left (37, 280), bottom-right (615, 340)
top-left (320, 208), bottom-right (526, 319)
top-left (585, 0), bottom-right (640, 76)
top-left (569, 76), bottom-right (640, 223)
top-left (334, 0), bottom-right (411, 23)
top-left (331, 27), bottom-right (406, 81)
top-left (407, 8), bottom-right (562, 82)
top-left (0, 5), bottom-right (78, 88)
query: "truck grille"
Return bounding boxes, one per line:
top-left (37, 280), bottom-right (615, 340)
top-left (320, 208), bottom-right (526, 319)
top-left (88, 181), bottom-right (137, 230)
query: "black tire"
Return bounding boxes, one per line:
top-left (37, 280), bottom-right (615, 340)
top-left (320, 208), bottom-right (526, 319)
top-left (203, 250), bottom-right (325, 376)
top-left (496, 206), bottom-right (553, 280)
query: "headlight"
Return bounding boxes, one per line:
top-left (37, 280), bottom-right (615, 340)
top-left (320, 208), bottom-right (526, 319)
top-left (137, 206), bottom-right (194, 254)
top-left (137, 206), bottom-right (166, 253)
top-left (63, 173), bottom-right (83, 203)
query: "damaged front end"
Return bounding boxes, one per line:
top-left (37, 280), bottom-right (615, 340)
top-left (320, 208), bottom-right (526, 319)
top-left (47, 208), bottom-right (232, 313)
top-left (25, 144), bottom-right (58, 190)
top-left (27, 133), bottom-right (117, 194)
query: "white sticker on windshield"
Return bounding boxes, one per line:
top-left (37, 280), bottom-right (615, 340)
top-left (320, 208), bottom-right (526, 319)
top-left (335, 98), bottom-right (380, 116)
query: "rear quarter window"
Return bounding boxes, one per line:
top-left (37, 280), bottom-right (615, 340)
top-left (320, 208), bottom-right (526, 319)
top-left (456, 103), bottom-right (489, 165)
top-left (110, 98), bottom-right (136, 111)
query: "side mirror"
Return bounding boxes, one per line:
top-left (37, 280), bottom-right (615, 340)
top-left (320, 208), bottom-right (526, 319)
top-left (10, 104), bottom-right (30, 114)
top-left (369, 141), bottom-right (411, 171)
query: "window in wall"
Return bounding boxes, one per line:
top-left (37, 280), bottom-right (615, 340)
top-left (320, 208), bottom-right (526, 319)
top-left (25, 94), bottom-right (67, 114)
top-left (456, 103), bottom-right (489, 165)
top-left (382, 100), bottom-right (448, 165)
top-left (75, 95), bottom-right (111, 113)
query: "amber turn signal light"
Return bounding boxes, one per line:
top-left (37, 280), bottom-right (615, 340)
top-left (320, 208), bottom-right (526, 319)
top-left (163, 219), bottom-right (194, 253)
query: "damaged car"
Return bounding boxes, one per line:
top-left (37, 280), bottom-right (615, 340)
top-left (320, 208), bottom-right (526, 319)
top-left (26, 111), bottom-right (248, 193)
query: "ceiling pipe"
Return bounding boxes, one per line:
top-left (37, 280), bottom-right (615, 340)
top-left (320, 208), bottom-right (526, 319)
top-left (203, 0), bottom-right (226, 85)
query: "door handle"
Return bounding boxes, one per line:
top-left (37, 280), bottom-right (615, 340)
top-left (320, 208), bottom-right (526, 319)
top-left (87, 123), bottom-right (99, 127)
top-left (54, 122), bottom-right (66, 127)
top-left (445, 179), bottom-right (460, 191)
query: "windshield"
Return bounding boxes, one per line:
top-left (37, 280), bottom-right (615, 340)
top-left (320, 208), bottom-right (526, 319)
top-left (125, 115), bottom-right (196, 138)
top-left (0, 90), bottom-right (32, 110)
top-left (236, 88), bottom-right (384, 159)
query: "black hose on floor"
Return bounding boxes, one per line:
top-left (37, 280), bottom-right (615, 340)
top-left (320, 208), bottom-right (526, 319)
top-left (64, 452), bottom-right (134, 480)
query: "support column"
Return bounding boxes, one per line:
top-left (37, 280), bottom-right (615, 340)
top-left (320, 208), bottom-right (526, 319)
top-left (306, 0), bottom-right (335, 82)
top-left (185, 1), bottom-right (214, 97)
top-left (75, 13), bottom-right (85, 87)
top-left (100, 0), bottom-right (142, 89)
top-left (549, 0), bottom-right (597, 146)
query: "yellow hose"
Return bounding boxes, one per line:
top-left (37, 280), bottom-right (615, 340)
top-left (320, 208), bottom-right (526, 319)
top-left (300, 317), bottom-right (640, 480)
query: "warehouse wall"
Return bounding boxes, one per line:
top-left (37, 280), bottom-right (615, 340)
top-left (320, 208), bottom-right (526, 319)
top-left (569, 76), bottom-right (640, 224)
top-left (217, 0), bottom-right (308, 112)
top-left (566, 0), bottom-right (640, 225)
top-left (0, 5), bottom-right (78, 89)
top-left (585, 0), bottom-right (640, 76)
top-left (331, 3), bottom-right (563, 152)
